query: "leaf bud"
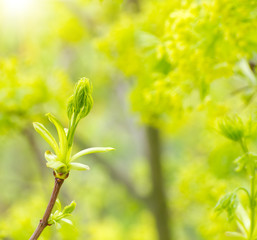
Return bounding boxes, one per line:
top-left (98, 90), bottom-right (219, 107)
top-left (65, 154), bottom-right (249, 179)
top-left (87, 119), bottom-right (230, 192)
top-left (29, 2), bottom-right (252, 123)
top-left (63, 201), bottom-right (76, 214)
top-left (73, 78), bottom-right (93, 118)
top-left (67, 96), bottom-right (74, 120)
top-left (218, 116), bottom-right (245, 142)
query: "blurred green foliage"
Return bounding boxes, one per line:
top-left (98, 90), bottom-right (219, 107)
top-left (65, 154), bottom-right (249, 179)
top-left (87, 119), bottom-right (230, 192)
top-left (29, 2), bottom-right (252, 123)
top-left (1, 0), bottom-right (257, 239)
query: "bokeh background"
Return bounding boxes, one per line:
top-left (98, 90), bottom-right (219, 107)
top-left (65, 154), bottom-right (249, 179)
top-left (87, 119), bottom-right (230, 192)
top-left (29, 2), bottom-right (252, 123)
top-left (0, 0), bottom-right (257, 239)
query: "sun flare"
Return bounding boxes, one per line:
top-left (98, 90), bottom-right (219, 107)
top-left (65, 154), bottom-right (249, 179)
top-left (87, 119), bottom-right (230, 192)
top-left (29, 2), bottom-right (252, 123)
top-left (2, 0), bottom-right (33, 18)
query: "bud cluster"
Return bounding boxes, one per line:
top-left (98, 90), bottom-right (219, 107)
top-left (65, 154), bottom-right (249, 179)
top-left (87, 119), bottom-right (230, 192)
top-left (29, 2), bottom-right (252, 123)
top-left (67, 77), bottom-right (93, 121)
top-left (215, 192), bottom-right (239, 222)
top-left (218, 116), bottom-right (245, 142)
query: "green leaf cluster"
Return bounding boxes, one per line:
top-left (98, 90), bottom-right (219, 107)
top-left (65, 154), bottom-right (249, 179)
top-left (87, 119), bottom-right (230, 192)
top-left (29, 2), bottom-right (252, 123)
top-left (48, 200), bottom-right (76, 229)
top-left (215, 114), bottom-right (257, 238)
top-left (234, 152), bottom-right (257, 174)
top-left (98, 0), bottom-right (257, 128)
top-left (66, 78), bottom-right (93, 148)
top-left (33, 78), bottom-right (114, 179)
top-left (218, 116), bottom-right (245, 142)
top-left (215, 192), bottom-right (239, 222)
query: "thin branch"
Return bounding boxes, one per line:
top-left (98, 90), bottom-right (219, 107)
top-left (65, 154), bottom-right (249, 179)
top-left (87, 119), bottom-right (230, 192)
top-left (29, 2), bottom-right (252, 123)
top-left (29, 176), bottom-right (64, 240)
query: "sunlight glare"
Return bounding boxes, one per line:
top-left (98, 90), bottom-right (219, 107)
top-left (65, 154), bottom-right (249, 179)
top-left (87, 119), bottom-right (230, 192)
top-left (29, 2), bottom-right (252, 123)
top-left (3, 0), bottom-right (33, 18)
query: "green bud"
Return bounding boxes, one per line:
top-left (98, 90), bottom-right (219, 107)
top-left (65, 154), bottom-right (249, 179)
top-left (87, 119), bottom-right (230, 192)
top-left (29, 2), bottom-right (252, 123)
top-left (218, 116), bottom-right (245, 142)
top-left (66, 78), bottom-right (93, 121)
top-left (80, 94), bottom-right (93, 119)
top-left (67, 96), bottom-right (74, 120)
top-left (73, 77), bottom-right (93, 119)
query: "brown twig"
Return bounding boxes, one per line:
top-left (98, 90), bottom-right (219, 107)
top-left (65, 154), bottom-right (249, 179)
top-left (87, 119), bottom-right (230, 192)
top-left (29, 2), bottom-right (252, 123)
top-left (29, 176), bottom-right (65, 240)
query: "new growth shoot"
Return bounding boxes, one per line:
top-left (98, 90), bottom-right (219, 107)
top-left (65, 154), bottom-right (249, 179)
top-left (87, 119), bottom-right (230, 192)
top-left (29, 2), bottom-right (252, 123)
top-left (215, 115), bottom-right (257, 240)
top-left (29, 78), bottom-right (114, 240)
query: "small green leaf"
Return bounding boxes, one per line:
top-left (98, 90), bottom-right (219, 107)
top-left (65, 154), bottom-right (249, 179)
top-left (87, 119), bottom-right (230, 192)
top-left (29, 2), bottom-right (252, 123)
top-left (71, 147), bottom-right (115, 162)
top-left (225, 231), bottom-right (245, 238)
top-left (46, 113), bottom-right (67, 154)
top-left (33, 122), bottom-right (59, 153)
top-left (238, 59), bottom-right (256, 85)
top-left (234, 155), bottom-right (247, 172)
top-left (215, 191), bottom-right (239, 221)
top-left (70, 162), bottom-right (90, 171)
top-left (45, 151), bottom-right (57, 162)
top-left (55, 199), bottom-right (62, 211)
top-left (67, 96), bottom-right (74, 120)
top-left (234, 152), bottom-right (257, 174)
top-left (55, 222), bottom-right (61, 230)
top-left (46, 161), bottom-right (67, 172)
top-left (63, 201), bottom-right (76, 214)
top-left (61, 218), bottom-right (73, 225)
top-left (64, 128), bottom-right (68, 136)
top-left (49, 201), bottom-right (76, 227)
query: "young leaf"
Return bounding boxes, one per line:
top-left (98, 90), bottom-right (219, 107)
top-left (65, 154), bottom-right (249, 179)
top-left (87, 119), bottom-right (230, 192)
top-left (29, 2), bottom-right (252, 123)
top-left (71, 147), bottom-right (115, 162)
top-left (33, 122), bottom-right (59, 153)
top-left (235, 152), bottom-right (257, 171)
top-left (64, 128), bottom-right (68, 136)
top-left (45, 151), bottom-right (58, 162)
top-left (215, 192), bottom-right (239, 222)
top-left (70, 162), bottom-right (90, 171)
top-left (55, 222), bottom-right (61, 230)
top-left (63, 201), bottom-right (76, 214)
top-left (234, 154), bottom-right (247, 172)
top-left (225, 231), bottom-right (246, 238)
top-left (238, 59), bottom-right (257, 85)
top-left (55, 199), bottom-right (62, 212)
top-left (61, 218), bottom-right (73, 225)
top-left (67, 96), bottom-right (74, 120)
top-left (46, 161), bottom-right (67, 172)
top-left (46, 113), bottom-right (67, 153)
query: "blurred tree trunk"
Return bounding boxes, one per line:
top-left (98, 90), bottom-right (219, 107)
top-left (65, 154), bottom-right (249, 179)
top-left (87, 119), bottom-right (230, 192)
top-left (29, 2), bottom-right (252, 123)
top-left (126, 0), bottom-right (140, 12)
top-left (146, 126), bottom-right (171, 240)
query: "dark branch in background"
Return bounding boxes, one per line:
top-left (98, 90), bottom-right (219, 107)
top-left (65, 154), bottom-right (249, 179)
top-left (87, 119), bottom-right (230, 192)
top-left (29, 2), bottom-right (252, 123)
top-left (125, 0), bottom-right (141, 12)
top-left (74, 136), bottom-right (149, 205)
top-left (113, 76), bottom-right (172, 239)
top-left (249, 61), bottom-right (256, 73)
top-left (146, 126), bottom-right (171, 240)
top-left (23, 127), bottom-right (47, 178)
